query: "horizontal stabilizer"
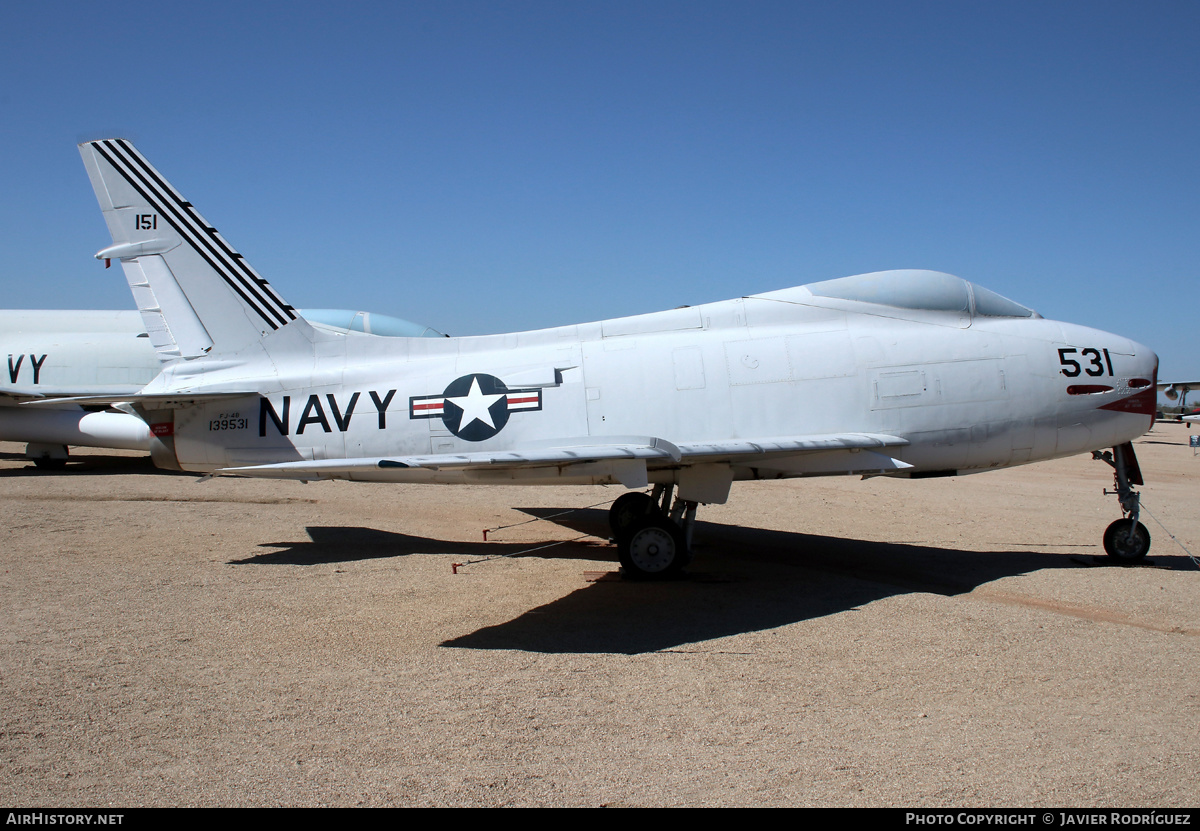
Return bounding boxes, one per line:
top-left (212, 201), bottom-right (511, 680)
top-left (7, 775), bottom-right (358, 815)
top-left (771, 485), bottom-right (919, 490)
top-left (1, 383), bottom-right (145, 402)
top-left (23, 391), bottom-right (257, 408)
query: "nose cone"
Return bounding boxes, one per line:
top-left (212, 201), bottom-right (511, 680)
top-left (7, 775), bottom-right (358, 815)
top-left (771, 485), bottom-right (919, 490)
top-left (1048, 322), bottom-right (1158, 453)
top-left (1054, 323), bottom-right (1158, 412)
top-left (1093, 341), bottom-right (1158, 419)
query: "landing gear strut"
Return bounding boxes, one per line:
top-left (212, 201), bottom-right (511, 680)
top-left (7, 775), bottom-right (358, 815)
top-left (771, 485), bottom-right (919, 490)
top-left (609, 483), bottom-right (698, 580)
top-left (1093, 442), bottom-right (1151, 562)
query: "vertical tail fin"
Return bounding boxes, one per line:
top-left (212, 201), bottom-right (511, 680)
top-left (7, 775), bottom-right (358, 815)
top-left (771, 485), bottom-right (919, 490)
top-left (79, 139), bottom-right (301, 360)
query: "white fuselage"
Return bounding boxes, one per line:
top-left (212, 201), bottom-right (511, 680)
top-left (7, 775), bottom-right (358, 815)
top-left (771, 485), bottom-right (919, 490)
top-left (152, 282), bottom-right (1157, 486)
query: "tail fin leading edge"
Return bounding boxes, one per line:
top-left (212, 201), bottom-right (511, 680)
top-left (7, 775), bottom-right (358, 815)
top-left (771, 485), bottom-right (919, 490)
top-left (79, 139), bottom-right (299, 360)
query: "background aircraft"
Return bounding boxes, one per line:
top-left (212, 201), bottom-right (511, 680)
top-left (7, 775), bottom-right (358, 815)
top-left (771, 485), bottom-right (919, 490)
top-left (1, 308), bottom-right (445, 467)
top-left (1157, 382), bottom-right (1200, 423)
top-left (58, 139), bottom-right (1159, 576)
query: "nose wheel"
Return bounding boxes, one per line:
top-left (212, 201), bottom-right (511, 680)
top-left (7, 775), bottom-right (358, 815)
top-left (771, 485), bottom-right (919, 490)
top-left (1103, 518), bottom-right (1151, 561)
top-left (1093, 442), bottom-right (1150, 562)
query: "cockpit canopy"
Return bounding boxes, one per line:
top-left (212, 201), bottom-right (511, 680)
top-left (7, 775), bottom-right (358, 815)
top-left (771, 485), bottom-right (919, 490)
top-left (299, 309), bottom-right (447, 338)
top-left (806, 270), bottom-right (1038, 318)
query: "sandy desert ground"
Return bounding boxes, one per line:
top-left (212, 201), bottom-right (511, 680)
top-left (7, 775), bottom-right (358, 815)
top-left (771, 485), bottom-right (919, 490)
top-left (1, 424), bottom-right (1198, 807)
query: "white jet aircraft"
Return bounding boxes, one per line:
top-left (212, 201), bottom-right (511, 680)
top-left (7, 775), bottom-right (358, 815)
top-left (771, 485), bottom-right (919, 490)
top-left (1, 309), bottom-right (161, 465)
top-left (1, 308), bottom-right (445, 466)
top-left (51, 138), bottom-right (1160, 576)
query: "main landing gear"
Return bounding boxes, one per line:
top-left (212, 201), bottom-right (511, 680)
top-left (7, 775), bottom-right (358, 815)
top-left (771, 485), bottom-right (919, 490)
top-left (1093, 442), bottom-right (1151, 562)
top-left (608, 484), bottom-right (698, 580)
top-left (26, 443), bottom-right (69, 470)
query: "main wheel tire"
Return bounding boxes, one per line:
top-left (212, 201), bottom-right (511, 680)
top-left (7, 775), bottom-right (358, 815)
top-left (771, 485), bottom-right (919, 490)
top-left (609, 492), bottom-right (656, 538)
top-left (1103, 519), bottom-right (1150, 562)
top-left (32, 457), bottom-right (68, 470)
top-left (619, 516), bottom-right (686, 580)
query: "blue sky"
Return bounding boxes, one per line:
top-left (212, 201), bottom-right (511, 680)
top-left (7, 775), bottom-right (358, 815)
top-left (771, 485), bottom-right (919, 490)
top-left (2, 1), bottom-right (1197, 381)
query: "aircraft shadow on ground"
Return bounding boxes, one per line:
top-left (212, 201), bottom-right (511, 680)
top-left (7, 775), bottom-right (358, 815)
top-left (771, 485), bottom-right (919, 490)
top-left (0, 451), bottom-right (173, 477)
top-left (230, 525), bottom-right (610, 567)
top-left (442, 507), bottom-right (1184, 654)
top-left (231, 507), bottom-right (1189, 654)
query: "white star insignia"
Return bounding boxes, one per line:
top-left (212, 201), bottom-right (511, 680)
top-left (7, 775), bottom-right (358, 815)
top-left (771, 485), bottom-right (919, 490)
top-left (445, 376), bottom-right (505, 431)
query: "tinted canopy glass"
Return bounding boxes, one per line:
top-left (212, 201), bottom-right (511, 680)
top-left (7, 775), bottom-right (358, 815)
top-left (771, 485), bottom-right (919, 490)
top-left (806, 270), bottom-right (1034, 318)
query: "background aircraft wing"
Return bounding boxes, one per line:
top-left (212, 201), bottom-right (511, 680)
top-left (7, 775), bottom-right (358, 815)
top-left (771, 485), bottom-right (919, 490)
top-left (1157, 380), bottom-right (1200, 397)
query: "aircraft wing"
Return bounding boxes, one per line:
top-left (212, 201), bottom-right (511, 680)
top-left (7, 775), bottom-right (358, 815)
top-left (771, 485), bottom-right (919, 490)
top-left (218, 432), bottom-right (912, 484)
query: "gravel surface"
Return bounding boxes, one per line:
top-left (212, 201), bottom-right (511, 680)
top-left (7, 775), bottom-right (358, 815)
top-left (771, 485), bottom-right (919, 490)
top-left (2, 425), bottom-right (1198, 807)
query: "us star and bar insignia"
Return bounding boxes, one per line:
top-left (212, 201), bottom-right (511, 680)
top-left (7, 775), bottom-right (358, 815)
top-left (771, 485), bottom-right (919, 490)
top-left (409, 373), bottom-right (542, 441)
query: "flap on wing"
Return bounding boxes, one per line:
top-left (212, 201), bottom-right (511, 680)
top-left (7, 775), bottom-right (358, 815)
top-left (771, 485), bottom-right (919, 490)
top-left (221, 440), bottom-right (679, 479)
top-left (218, 432), bottom-right (909, 480)
top-left (674, 433), bottom-right (907, 459)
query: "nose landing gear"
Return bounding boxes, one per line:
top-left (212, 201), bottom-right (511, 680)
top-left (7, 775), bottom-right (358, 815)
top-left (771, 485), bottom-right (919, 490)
top-left (1093, 442), bottom-right (1151, 562)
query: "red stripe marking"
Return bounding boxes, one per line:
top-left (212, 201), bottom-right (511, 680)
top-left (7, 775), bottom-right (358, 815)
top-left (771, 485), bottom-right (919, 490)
top-left (1099, 387), bottom-right (1156, 416)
